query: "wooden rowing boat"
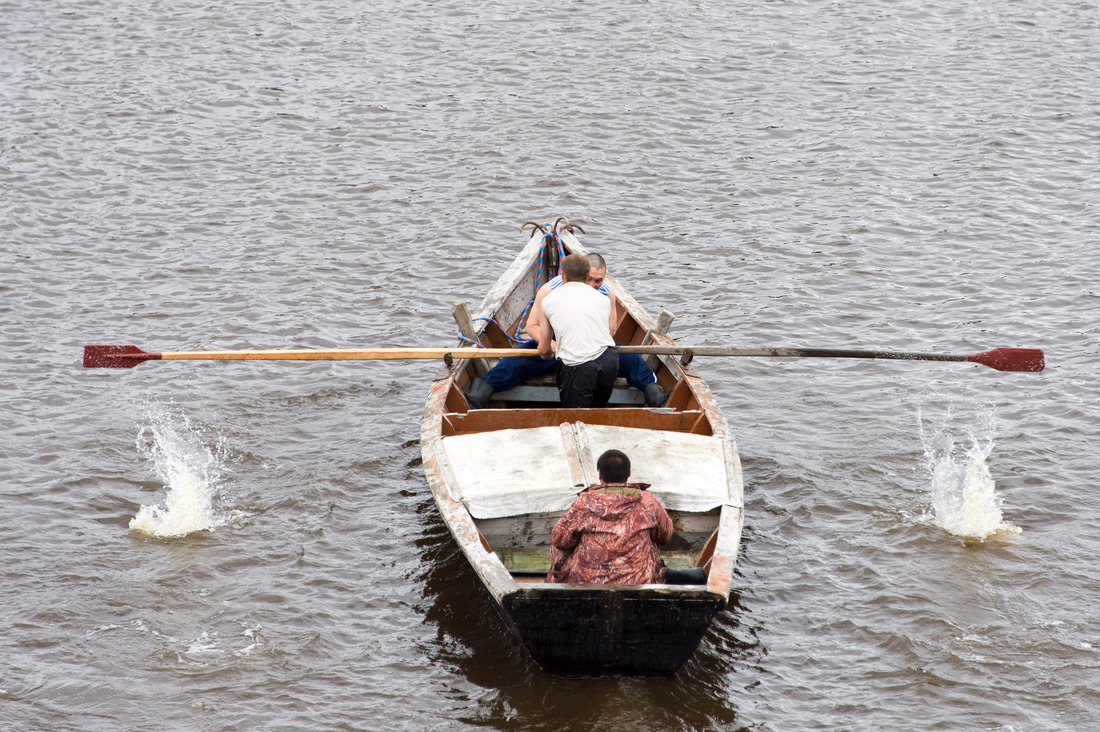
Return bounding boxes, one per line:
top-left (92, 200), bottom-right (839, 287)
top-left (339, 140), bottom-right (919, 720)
top-left (419, 222), bottom-right (745, 676)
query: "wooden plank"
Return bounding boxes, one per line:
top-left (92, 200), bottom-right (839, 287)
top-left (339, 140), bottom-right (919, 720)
top-left (475, 509), bottom-right (721, 548)
top-left (689, 412), bottom-right (712, 435)
top-left (643, 308), bottom-right (675, 372)
top-left (452, 301), bottom-right (490, 377)
top-left (664, 377), bottom-right (697, 411)
top-left (482, 317), bottom-right (515, 348)
top-left (654, 308), bottom-right (675, 336)
top-left (694, 528), bottom-right (719, 572)
top-left (705, 505), bottom-right (744, 597)
top-left (420, 420), bottom-right (517, 600)
top-left (571, 423), bottom-right (597, 487)
top-left (444, 383), bottom-right (470, 413)
top-left (560, 423), bottom-right (588, 488)
top-left (491, 383), bottom-right (646, 406)
top-left (441, 408), bottom-right (707, 434)
top-left (493, 547), bottom-right (700, 575)
top-left (612, 311), bottom-right (638, 345)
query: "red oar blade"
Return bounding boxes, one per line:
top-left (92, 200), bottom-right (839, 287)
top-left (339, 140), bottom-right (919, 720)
top-left (966, 347), bottom-right (1045, 372)
top-left (83, 345), bottom-right (162, 368)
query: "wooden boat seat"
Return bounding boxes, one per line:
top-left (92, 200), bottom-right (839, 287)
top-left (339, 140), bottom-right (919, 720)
top-left (491, 374), bottom-right (644, 406)
top-left (493, 546), bottom-right (700, 575)
top-left (442, 408), bottom-right (709, 436)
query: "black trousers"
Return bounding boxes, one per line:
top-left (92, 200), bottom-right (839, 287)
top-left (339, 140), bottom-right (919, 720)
top-left (556, 348), bottom-right (619, 408)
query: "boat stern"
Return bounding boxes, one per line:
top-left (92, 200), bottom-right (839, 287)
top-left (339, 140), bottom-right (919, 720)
top-left (501, 584), bottom-right (724, 677)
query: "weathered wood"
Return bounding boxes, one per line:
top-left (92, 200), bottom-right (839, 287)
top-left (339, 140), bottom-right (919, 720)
top-left (663, 377), bottom-right (698, 412)
top-left (475, 510), bottom-right (721, 548)
top-left (492, 381), bottom-right (646, 406)
top-left (642, 308), bottom-right (676, 372)
top-left (493, 546), bottom-right (699, 574)
top-left (440, 408), bottom-right (708, 436)
top-left (560, 423), bottom-right (590, 489)
top-left (655, 308), bottom-right (675, 335)
top-left (694, 527), bottom-right (720, 571)
top-left (451, 301), bottom-right (490, 377)
top-left (134, 347), bottom-right (542, 361)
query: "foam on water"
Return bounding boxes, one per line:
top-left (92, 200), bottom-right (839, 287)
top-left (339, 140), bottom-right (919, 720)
top-left (918, 405), bottom-right (1021, 541)
top-left (129, 405), bottom-right (232, 538)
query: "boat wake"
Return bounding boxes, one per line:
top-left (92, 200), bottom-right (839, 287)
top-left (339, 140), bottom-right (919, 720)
top-left (129, 404), bottom-right (238, 538)
top-left (917, 404), bottom-right (1021, 541)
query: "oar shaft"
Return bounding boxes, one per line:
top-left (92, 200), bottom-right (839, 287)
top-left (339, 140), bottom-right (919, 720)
top-left (156, 347), bottom-right (965, 362)
top-left (81, 344), bottom-right (544, 368)
top-left (94, 345), bottom-right (968, 362)
top-left (613, 346), bottom-right (967, 361)
top-left (158, 348), bottom-right (539, 361)
top-left (616, 345), bottom-right (1045, 371)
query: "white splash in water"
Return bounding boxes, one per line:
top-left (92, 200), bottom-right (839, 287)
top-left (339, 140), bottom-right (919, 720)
top-left (129, 406), bottom-right (228, 538)
top-left (918, 406), bottom-right (1021, 541)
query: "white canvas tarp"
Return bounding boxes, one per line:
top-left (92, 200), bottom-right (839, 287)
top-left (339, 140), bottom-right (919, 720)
top-left (440, 422), bottom-right (741, 519)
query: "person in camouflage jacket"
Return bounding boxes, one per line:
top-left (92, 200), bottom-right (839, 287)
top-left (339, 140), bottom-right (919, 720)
top-left (545, 449), bottom-right (673, 584)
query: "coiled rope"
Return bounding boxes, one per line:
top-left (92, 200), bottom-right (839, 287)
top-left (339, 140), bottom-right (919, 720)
top-left (457, 225), bottom-right (571, 347)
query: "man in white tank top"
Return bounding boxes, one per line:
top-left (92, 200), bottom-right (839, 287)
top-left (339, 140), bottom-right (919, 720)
top-left (464, 252), bottom-right (666, 409)
top-left (536, 254), bottom-right (619, 408)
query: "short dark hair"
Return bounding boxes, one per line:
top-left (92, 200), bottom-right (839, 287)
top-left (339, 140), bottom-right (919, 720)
top-left (597, 449), bottom-right (631, 483)
top-left (560, 254), bottom-right (591, 283)
top-left (587, 253), bottom-right (606, 271)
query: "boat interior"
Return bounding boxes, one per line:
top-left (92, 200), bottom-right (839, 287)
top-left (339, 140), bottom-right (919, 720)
top-left (431, 226), bottom-right (731, 585)
top-left (475, 508), bottom-right (721, 585)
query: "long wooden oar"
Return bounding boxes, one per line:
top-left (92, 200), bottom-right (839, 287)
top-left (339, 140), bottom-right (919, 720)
top-left (83, 344), bottom-right (1045, 372)
top-left (616, 345), bottom-right (1045, 372)
top-left (82, 345), bottom-right (538, 368)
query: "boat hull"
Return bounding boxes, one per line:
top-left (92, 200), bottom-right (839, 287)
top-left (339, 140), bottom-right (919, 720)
top-left (501, 587), bottom-right (724, 677)
top-left (419, 222), bottom-right (744, 676)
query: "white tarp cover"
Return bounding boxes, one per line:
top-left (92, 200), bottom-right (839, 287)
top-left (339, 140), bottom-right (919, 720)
top-left (441, 426), bottom-right (579, 519)
top-left (441, 423), bottom-right (739, 519)
top-left (583, 424), bottom-right (740, 511)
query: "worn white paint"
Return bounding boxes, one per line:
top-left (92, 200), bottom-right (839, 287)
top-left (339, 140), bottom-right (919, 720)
top-left (442, 426), bottom-right (582, 518)
top-left (442, 422), bottom-right (738, 519)
top-left (583, 424), bottom-right (742, 511)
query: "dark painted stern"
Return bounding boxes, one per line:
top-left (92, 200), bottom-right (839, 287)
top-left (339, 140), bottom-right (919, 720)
top-left (501, 586), bottom-right (724, 676)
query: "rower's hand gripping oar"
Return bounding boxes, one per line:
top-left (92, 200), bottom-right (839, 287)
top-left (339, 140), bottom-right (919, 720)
top-left (83, 344), bottom-right (1045, 372)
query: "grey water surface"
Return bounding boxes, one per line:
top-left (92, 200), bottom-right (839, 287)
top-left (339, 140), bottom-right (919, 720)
top-left (2, 0), bottom-right (1098, 729)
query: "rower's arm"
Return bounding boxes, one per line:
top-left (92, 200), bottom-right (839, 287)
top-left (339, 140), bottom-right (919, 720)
top-left (525, 282), bottom-right (552, 342)
top-left (608, 292), bottom-right (619, 338)
top-left (537, 308), bottom-right (555, 360)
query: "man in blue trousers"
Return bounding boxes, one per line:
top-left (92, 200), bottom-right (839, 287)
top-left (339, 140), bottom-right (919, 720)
top-left (466, 253), bottom-right (667, 408)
